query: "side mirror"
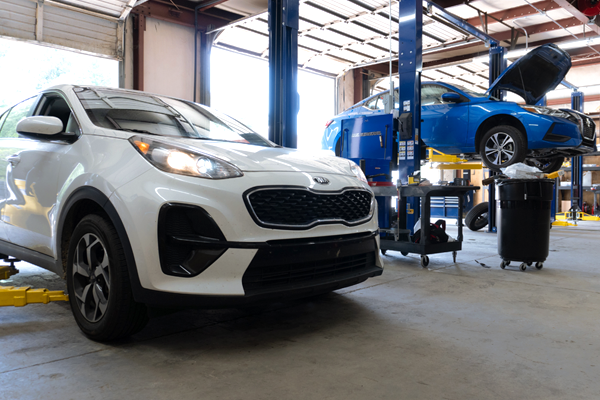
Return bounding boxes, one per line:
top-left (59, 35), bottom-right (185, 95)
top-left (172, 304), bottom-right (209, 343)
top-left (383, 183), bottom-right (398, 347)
top-left (17, 116), bottom-right (63, 136)
top-left (441, 92), bottom-right (462, 103)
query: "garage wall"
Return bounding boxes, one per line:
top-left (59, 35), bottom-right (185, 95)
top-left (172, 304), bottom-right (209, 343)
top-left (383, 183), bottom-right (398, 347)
top-left (337, 71), bottom-right (354, 114)
top-left (0, 0), bottom-right (120, 59)
top-left (0, 0), bottom-right (36, 41)
top-left (143, 17), bottom-right (195, 101)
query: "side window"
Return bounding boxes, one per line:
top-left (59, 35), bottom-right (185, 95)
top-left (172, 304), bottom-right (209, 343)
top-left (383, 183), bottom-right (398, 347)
top-left (364, 96), bottom-right (379, 110)
top-left (0, 97), bottom-right (37, 138)
top-left (421, 85), bottom-right (453, 105)
top-left (36, 95), bottom-right (80, 136)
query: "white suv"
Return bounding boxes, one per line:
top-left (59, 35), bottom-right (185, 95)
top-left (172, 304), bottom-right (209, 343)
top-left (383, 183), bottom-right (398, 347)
top-left (0, 85), bottom-right (383, 340)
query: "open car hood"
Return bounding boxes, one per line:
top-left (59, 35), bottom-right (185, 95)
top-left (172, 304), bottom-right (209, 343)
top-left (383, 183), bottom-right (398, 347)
top-left (487, 44), bottom-right (571, 105)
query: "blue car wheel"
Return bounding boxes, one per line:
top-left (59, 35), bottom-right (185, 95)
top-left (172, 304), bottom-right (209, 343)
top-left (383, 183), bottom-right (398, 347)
top-left (480, 125), bottom-right (527, 171)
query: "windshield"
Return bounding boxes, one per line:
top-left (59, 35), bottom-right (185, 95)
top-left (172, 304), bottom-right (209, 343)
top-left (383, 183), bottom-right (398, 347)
top-left (447, 84), bottom-right (488, 98)
top-left (75, 87), bottom-right (274, 147)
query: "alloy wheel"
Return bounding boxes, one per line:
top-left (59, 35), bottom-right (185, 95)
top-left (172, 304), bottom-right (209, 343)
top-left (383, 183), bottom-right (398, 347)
top-left (72, 233), bottom-right (111, 323)
top-left (484, 132), bottom-right (515, 166)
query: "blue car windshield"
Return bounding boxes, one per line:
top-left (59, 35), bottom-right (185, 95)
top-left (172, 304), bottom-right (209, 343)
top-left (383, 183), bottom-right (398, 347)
top-left (448, 84), bottom-right (488, 98)
top-left (74, 87), bottom-right (275, 147)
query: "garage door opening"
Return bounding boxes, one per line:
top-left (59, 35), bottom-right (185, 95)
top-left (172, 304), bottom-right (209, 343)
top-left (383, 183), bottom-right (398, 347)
top-left (0, 37), bottom-right (118, 112)
top-left (211, 48), bottom-right (334, 152)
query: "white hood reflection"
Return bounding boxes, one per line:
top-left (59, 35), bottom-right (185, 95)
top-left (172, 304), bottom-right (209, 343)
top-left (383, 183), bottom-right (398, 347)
top-left (167, 137), bottom-right (353, 175)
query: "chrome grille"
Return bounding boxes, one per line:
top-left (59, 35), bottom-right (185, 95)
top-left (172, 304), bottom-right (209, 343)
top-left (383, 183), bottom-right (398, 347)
top-left (245, 187), bottom-right (373, 229)
top-left (582, 116), bottom-right (596, 140)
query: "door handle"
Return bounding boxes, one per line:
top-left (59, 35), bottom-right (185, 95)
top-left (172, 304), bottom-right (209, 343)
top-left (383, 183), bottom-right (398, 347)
top-left (7, 155), bottom-right (20, 166)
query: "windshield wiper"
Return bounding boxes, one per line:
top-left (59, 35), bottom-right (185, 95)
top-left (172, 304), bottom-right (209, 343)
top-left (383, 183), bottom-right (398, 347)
top-left (114, 128), bottom-right (159, 135)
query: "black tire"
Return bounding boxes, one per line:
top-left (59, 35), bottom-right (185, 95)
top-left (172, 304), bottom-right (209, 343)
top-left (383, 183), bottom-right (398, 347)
top-left (67, 214), bottom-right (148, 341)
top-left (525, 157), bottom-right (565, 173)
top-left (479, 125), bottom-right (527, 171)
top-left (465, 202), bottom-right (489, 231)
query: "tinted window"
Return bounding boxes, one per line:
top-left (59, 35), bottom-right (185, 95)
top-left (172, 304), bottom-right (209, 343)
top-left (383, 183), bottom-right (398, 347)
top-left (364, 95), bottom-right (383, 110)
top-left (421, 85), bottom-right (453, 105)
top-left (0, 97), bottom-right (37, 138)
top-left (76, 88), bottom-right (274, 147)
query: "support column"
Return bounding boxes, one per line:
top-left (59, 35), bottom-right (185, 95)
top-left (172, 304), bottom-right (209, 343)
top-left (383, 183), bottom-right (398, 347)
top-left (132, 13), bottom-right (145, 91)
top-left (488, 45), bottom-right (506, 100)
top-left (397, 0), bottom-right (422, 232)
top-left (268, 0), bottom-right (299, 148)
top-left (195, 31), bottom-right (214, 106)
top-left (487, 44), bottom-right (506, 233)
top-left (570, 91), bottom-right (585, 216)
top-left (397, 0), bottom-right (422, 183)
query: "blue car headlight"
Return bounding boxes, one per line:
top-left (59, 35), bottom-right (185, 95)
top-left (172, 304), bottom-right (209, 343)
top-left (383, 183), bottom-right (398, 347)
top-left (521, 106), bottom-right (570, 119)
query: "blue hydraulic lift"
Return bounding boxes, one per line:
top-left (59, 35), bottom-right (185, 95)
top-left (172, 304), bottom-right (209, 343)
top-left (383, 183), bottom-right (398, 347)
top-left (570, 90), bottom-right (585, 215)
top-left (377, 1), bottom-right (502, 263)
top-left (268, 0), bottom-right (299, 148)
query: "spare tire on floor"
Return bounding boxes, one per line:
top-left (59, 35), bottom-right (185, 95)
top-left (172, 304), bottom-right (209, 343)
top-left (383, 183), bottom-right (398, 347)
top-left (465, 202), bottom-right (489, 231)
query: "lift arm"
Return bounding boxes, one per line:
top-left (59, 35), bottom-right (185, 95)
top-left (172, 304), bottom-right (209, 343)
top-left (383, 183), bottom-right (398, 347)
top-left (0, 286), bottom-right (69, 307)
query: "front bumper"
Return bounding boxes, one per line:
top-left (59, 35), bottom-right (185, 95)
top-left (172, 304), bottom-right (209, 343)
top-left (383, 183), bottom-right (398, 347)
top-left (134, 230), bottom-right (383, 307)
top-left (110, 168), bottom-right (382, 301)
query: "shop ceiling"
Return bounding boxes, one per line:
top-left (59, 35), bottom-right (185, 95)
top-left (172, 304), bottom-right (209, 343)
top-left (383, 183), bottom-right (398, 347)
top-left (206, 0), bottom-right (600, 92)
top-left (1, 0), bottom-right (599, 93)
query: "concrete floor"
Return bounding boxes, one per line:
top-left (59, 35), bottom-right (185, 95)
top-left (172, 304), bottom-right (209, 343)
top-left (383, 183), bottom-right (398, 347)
top-left (2, 223), bottom-right (600, 399)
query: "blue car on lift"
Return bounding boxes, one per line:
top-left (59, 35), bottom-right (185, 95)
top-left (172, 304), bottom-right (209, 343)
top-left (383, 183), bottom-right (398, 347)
top-left (322, 44), bottom-right (596, 172)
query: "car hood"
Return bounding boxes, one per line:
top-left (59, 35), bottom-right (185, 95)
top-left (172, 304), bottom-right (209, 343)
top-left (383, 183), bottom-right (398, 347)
top-left (487, 43), bottom-right (571, 105)
top-left (168, 137), bottom-right (355, 175)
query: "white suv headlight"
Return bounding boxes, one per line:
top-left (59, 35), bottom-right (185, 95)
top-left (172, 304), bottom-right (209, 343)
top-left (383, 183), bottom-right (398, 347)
top-left (349, 160), bottom-right (368, 184)
top-left (129, 135), bottom-right (243, 179)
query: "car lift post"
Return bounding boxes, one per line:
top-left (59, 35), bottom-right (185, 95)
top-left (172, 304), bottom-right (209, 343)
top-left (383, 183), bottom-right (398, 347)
top-left (570, 91), bottom-right (585, 220)
top-left (268, 0), bottom-right (299, 148)
top-left (486, 44), bottom-right (507, 233)
top-left (397, 0), bottom-right (423, 231)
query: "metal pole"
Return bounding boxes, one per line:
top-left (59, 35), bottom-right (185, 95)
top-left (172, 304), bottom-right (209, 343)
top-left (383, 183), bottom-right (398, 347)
top-left (487, 44), bottom-right (506, 233)
top-left (268, 0), bottom-right (299, 148)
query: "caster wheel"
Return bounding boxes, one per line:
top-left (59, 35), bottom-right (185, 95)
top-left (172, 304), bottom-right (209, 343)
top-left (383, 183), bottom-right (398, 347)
top-left (381, 249), bottom-right (387, 255)
top-left (500, 260), bottom-right (508, 269)
top-left (535, 262), bottom-right (544, 270)
top-left (401, 251), bottom-right (408, 256)
top-left (520, 263), bottom-right (527, 271)
top-left (527, 262), bottom-right (533, 266)
top-left (421, 255), bottom-right (429, 268)
top-left (452, 251), bottom-right (457, 263)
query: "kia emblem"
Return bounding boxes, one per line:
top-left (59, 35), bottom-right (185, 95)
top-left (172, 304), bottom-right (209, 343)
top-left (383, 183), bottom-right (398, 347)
top-left (313, 176), bottom-right (330, 185)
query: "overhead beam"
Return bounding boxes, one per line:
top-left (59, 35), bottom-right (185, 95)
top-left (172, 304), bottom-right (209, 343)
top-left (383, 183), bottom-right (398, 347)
top-left (490, 17), bottom-right (582, 42)
top-left (429, 0), bottom-right (467, 8)
top-left (195, 0), bottom-right (228, 12)
top-left (465, 0), bottom-right (559, 27)
top-left (550, 0), bottom-right (600, 35)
